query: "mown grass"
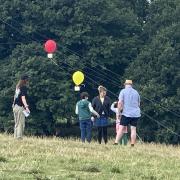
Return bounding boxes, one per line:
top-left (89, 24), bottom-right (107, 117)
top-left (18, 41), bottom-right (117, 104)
top-left (0, 134), bottom-right (179, 180)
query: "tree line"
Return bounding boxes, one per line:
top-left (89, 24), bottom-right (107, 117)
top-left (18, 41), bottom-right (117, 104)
top-left (0, 0), bottom-right (179, 144)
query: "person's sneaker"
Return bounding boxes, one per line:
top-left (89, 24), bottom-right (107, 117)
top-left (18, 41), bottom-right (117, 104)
top-left (131, 144), bottom-right (134, 147)
top-left (113, 143), bottom-right (118, 145)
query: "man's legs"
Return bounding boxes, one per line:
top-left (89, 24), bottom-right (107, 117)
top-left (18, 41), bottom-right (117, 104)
top-left (116, 123), bottom-right (123, 145)
top-left (122, 126), bottom-right (128, 145)
top-left (130, 126), bottom-right (136, 146)
top-left (130, 117), bottom-right (138, 146)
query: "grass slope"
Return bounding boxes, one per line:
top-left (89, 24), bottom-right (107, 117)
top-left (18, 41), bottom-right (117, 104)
top-left (0, 134), bottom-right (180, 180)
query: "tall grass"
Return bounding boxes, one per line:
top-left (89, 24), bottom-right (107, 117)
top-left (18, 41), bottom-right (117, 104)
top-left (0, 134), bottom-right (179, 180)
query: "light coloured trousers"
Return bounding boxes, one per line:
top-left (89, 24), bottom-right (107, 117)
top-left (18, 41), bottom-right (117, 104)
top-left (13, 105), bottom-right (25, 139)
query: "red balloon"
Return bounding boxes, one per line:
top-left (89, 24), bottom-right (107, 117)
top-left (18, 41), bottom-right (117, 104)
top-left (44, 40), bottom-right (57, 53)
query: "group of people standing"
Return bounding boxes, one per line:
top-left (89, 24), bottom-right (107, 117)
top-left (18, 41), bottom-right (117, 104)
top-left (12, 75), bottom-right (141, 147)
top-left (76, 79), bottom-right (141, 146)
top-left (76, 86), bottom-right (111, 144)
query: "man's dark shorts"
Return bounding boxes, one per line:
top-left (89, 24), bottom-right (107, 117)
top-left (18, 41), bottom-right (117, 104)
top-left (120, 115), bottom-right (139, 127)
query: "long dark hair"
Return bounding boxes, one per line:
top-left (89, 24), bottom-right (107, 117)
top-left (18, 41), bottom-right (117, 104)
top-left (16, 79), bottom-right (28, 89)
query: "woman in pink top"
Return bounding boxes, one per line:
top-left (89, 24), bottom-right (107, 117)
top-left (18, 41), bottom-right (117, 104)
top-left (111, 101), bottom-right (128, 145)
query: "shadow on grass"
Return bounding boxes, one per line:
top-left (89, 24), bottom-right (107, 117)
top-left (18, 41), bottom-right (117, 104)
top-left (22, 168), bottom-right (48, 179)
top-left (111, 167), bottom-right (122, 174)
top-left (33, 174), bottom-right (51, 180)
top-left (28, 169), bottom-right (44, 175)
top-left (67, 173), bottom-right (76, 178)
top-left (0, 156), bottom-right (8, 163)
top-left (69, 158), bottom-right (78, 163)
top-left (140, 175), bottom-right (158, 180)
top-left (80, 165), bottom-right (101, 173)
top-left (66, 173), bottom-right (84, 180)
top-left (24, 169), bottom-right (50, 180)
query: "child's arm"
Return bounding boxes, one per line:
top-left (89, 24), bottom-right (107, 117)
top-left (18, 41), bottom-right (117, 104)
top-left (111, 102), bottom-right (117, 113)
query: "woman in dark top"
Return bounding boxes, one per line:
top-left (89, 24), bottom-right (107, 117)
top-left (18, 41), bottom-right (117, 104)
top-left (12, 75), bottom-right (30, 139)
top-left (92, 86), bottom-right (111, 144)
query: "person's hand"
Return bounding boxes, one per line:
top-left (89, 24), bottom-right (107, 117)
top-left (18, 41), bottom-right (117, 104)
top-left (96, 113), bottom-right (100, 118)
top-left (91, 117), bottom-right (95, 122)
top-left (25, 107), bottom-right (30, 113)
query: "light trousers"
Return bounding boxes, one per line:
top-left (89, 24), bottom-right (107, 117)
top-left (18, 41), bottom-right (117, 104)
top-left (13, 105), bottom-right (25, 139)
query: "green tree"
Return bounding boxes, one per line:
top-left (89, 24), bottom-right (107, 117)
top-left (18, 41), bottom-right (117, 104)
top-left (0, 0), bottom-right (144, 136)
top-left (124, 0), bottom-right (180, 144)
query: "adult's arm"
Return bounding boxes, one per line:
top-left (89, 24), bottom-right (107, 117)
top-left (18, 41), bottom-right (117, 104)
top-left (108, 96), bottom-right (112, 108)
top-left (118, 90), bottom-right (124, 114)
top-left (21, 86), bottom-right (30, 113)
top-left (21, 96), bottom-right (30, 113)
top-left (92, 97), bottom-right (96, 109)
top-left (118, 101), bottom-right (123, 112)
top-left (75, 103), bottom-right (78, 114)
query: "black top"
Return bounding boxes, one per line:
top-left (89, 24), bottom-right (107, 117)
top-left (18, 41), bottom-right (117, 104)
top-left (92, 96), bottom-right (111, 117)
top-left (14, 86), bottom-right (28, 107)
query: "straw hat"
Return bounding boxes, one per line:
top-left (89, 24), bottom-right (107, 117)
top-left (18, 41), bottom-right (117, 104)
top-left (124, 80), bottom-right (133, 85)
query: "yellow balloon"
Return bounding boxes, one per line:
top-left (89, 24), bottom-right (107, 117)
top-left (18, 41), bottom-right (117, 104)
top-left (72, 71), bottom-right (84, 86)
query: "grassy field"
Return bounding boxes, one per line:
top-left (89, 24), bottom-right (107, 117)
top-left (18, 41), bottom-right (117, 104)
top-left (0, 134), bottom-right (179, 180)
